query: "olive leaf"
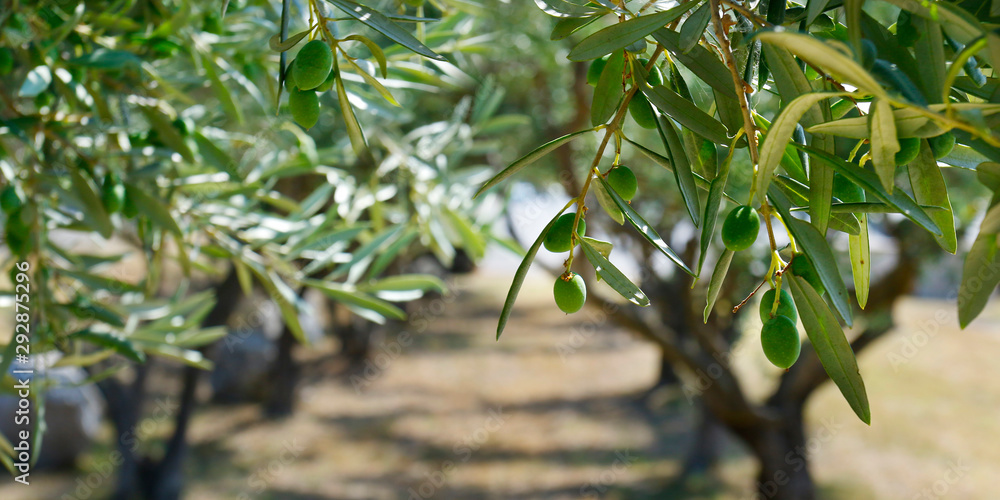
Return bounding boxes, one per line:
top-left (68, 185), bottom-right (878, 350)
top-left (475, 129), bottom-right (592, 197)
top-left (579, 238), bottom-right (650, 306)
top-left (324, 0), bottom-right (445, 60)
top-left (496, 208), bottom-right (568, 339)
top-left (703, 249), bottom-right (734, 323)
top-left (755, 31), bottom-right (887, 99)
top-left (908, 140), bottom-right (958, 253)
top-left (787, 275), bottom-right (871, 425)
top-left (567, 3), bottom-right (695, 61)
top-left (592, 50), bottom-right (624, 126)
top-left (869, 98), bottom-right (901, 193)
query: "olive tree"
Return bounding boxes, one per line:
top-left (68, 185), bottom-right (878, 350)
top-left (0, 0), bottom-right (501, 497)
top-left (478, 0), bottom-right (1000, 498)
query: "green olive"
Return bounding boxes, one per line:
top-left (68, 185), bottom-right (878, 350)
top-left (759, 288), bottom-right (797, 324)
top-left (607, 165), bottom-right (638, 201)
top-left (553, 273), bottom-right (587, 314)
top-left (628, 93), bottom-right (658, 129)
top-left (288, 88), bottom-right (320, 129)
top-left (928, 132), bottom-right (955, 160)
top-left (292, 40), bottom-right (334, 91)
top-left (586, 55), bottom-right (610, 86)
top-left (543, 213), bottom-right (586, 253)
top-left (895, 137), bottom-right (920, 165)
top-left (761, 315), bottom-right (801, 369)
top-left (790, 254), bottom-right (825, 296)
top-left (721, 205), bottom-right (760, 252)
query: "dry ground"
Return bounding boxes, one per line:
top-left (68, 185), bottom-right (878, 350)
top-left (3, 269), bottom-right (999, 499)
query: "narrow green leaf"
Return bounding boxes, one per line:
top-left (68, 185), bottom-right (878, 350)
top-left (958, 209), bottom-right (1000, 328)
top-left (124, 182), bottom-right (183, 236)
top-left (911, 15), bottom-right (946, 103)
top-left (810, 160), bottom-right (834, 235)
top-left (679, 1), bottom-right (711, 53)
top-left (551, 15), bottom-right (601, 40)
top-left (643, 84), bottom-right (731, 144)
top-left (324, 0), bottom-right (445, 60)
top-left (534, 0), bottom-right (604, 18)
top-left (594, 177), bottom-right (625, 224)
top-left (266, 270), bottom-right (308, 344)
top-left (773, 175), bottom-right (860, 234)
top-left (334, 62), bottom-right (374, 164)
top-left (361, 274), bottom-right (447, 294)
top-left (69, 330), bottom-right (146, 363)
top-left (869, 99), bottom-right (901, 193)
top-left (340, 50), bottom-right (399, 106)
top-left (592, 50), bottom-right (625, 126)
top-left (756, 92), bottom-right (845, 204)
top-left (652, 28), bottom-right (736, 98)
top-left (806, 0), bottom-right (832, 25)
top-left (769, 189), bottom-right (854, 326)
top-left (343, 35), bottom-right (388, 78)
top-left (654, 115), bottom-right (702, 226)
top-left (69, 170), bottom-right (113, 239)
top-left (581, 236), bottom-right (613, 258)
top-left (496, 208), bottom-right (568, 339)
top-left (793, 144), bottom-right (943, 236)
top-left (595, 175), bottom-right (695, 276)
top-left (305, 279), bottom-right (406, 322)
top-left (704, 249), bottom-right (734, 323)
top-left (579, 238), bottom-right (650, 306)
top-left (755, 31), bottom-right (887, 99)
top-left (567, 4), bottom-right (695, 61)
top-left (787, 275), bottom-right (871, 424)
top-left (475, 129), bottom-right (592, 198)
top-left (849, 214), bottom-right (870, 309)
top-left (908, 140), bottom-right (958, 253)
top-left (698, 148), bottom-right (732, 274)
top-left (268, 30), bottom-right (310, 52)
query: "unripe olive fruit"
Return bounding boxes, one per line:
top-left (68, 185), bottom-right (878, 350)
top-left (790, 254), bottom-right (825, 296)
top-left (292, 40), bottom-right (334, 91)
top-left (284, 60), bottom-right (298, 91)
top-left (586, 55), bottom-right (610, 86)
top-left (928, 132), bottom-right (955, 160)
top-left (637, 58), bottom-right (664, 86)
top-left (761, 315), bottom-right (801, 369)
top-left (628, 93), bottom-right (658, 129)
top-left (543, 212), bottom-right (586, 253)
top-left (832, 173), bottom-right (864, 203)
top-left (0, 48), bottom-right (13, 76)
top-left (759, 288), bottom-right (797, 324)
top-left (553, 273), bottom-right (587, 314)
top-left (315, 68), bottom-right (336, 93)
top-left (1, 186), bottom-right (22, 214)
top-left (288, 88), bottom-right (320, 129)
top-left (721, 205), bottom-right (760, 252)
top-left (607, 165), bottom-right (638, 201)
top-left (894, 137), bottom-right (920, 165)
top-left (101, 174), bottom-right (125, 214)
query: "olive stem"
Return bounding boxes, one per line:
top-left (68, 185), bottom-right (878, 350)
top-left (710, 0), bottom-right (760, 166)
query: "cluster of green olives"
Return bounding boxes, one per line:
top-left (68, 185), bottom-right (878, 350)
top-left (548, 165), bottom-right (639, 314)
top-left (284, 40), bottom-right (335, 129)
top-left (759, 287), bottom-right (800, 369)
top-left (545, 212), bottom-right (587, 313)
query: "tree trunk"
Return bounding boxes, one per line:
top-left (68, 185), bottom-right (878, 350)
top-left (735, 405), bottom-right (815, 500)
top-left (264, 323), bottom-right (299, 417)
top-left (681, 401), bottom-right (728, 477)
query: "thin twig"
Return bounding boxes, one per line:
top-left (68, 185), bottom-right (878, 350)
top-left (710, 0), bottom-right (760, 165)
